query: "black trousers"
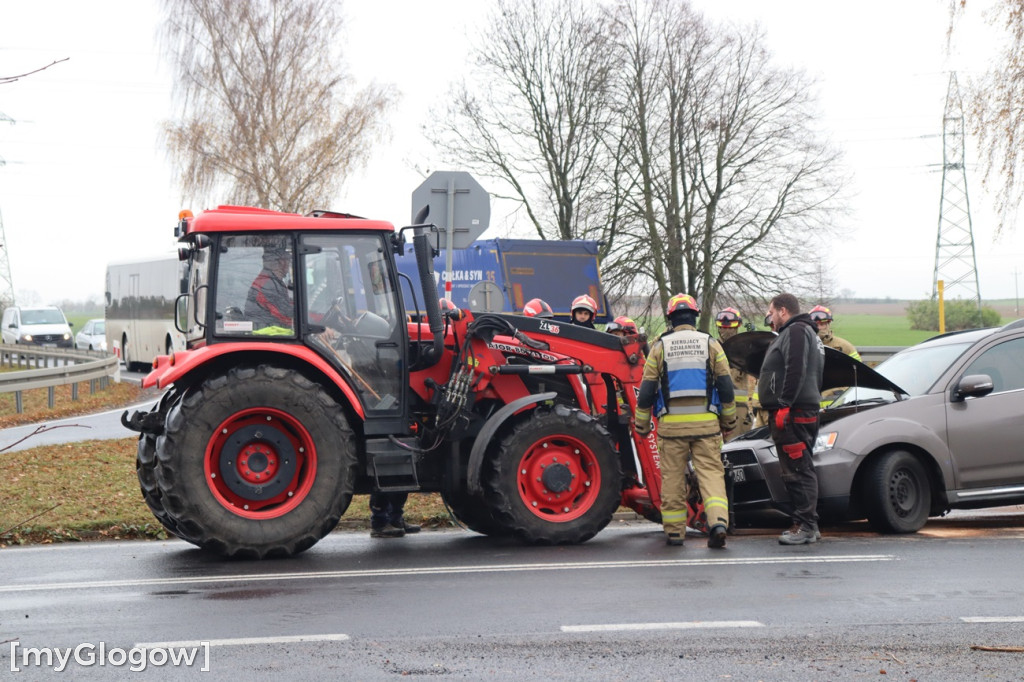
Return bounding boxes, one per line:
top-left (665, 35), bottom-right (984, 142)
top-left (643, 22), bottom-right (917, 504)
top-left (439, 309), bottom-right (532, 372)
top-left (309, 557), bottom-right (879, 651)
top-left (768, 408), bottom-right (821, 529)
top-left (369, 492), bottom-right (409, 527)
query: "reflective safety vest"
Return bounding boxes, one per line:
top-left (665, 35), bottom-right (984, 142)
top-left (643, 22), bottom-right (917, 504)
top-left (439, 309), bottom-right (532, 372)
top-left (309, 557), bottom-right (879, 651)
top-left (656, 329), bottom-right (713, 418)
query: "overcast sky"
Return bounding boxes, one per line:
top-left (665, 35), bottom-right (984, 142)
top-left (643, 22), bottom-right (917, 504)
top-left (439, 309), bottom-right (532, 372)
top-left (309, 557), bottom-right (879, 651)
top-left (1, 0), bottom-right (1021, 308)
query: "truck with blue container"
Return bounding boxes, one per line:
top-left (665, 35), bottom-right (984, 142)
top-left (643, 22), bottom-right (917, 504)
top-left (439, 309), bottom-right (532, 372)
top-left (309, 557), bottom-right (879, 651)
top-left (394, 238), bottom-right (611, 323)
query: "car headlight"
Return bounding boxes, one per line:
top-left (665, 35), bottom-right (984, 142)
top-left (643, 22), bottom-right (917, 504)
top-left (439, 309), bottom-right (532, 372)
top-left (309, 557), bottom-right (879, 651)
top-left (63, 332), bottom-right (71, 340)
top-left (813, 431), bottom-right (838, 454)
top-left (21, 334), bottom-right (32, 342)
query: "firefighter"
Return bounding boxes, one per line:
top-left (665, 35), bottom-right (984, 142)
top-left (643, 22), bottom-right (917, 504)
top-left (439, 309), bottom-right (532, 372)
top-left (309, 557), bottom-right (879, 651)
top-left (809, 305), bottom-right (860, 360)
top-left (715, 308), bottom-right (755, 439)
top-left (751, 312), bottom-right (776, 427)
top-left (634, 294), bottom-right (736, 548)
top-left (809, 305), bottom-right (860, 407)
top-left (605, 315), bottom-right (638, 336)
top-left (570, 294), bottom-right (598, 329)
top-left (522, 298), bottom-right (554, 318)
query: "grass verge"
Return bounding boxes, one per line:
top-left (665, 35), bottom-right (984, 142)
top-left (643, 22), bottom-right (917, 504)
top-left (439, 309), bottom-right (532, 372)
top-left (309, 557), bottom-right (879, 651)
top-left (0, 437), bottom-right (457, 547)
top-left (0, 381), bottom-right (455, 547)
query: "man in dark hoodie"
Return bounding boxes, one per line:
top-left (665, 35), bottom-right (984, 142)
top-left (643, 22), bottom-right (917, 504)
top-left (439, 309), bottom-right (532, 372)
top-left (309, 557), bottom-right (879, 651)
top-left (758, 293), bottom-right (825, 545)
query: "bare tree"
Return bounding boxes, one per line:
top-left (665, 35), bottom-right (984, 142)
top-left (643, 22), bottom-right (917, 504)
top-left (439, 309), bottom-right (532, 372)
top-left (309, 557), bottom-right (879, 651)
top-left (608, 1), bottom-right (844, 331)
top-left (952, 0), bottom-right (1024, 236)
top-left (161, 0), bottom-right (395, 212)
top-left (429, 0), bottom-right (619, 245)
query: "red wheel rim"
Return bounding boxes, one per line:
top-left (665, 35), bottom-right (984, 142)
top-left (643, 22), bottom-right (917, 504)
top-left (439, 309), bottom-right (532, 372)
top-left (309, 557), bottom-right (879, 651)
top-left (516, 434), bottom-right (601, 522)
top-left (204, 408), bottom-right (317, 519)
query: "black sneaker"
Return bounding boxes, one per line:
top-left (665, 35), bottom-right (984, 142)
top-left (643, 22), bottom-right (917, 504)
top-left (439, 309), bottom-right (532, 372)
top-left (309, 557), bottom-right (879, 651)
top-left (666, 533), bottom-right (684, 546)
top-left (397, 520), bottom-right (421, 534)
top-left (370, 524), bottom-right (406, 538)
top-left (707, 524), bottom-right (727, 549)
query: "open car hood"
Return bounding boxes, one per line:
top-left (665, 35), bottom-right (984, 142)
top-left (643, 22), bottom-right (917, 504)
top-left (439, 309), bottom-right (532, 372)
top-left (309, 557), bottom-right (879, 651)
top-left (721, 331), bottom-right (908, 395)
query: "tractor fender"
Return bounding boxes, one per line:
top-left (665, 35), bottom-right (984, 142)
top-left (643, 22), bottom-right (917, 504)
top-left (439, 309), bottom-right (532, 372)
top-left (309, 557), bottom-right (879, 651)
top-left (467, 391), bottom-right (557, 495)
top-left (143, 343), bottom-right (366, 420)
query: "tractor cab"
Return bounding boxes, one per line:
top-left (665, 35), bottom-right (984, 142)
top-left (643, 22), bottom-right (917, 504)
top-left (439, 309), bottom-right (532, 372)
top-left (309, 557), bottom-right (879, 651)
top-left (173, 206), bottom-right (410, 434)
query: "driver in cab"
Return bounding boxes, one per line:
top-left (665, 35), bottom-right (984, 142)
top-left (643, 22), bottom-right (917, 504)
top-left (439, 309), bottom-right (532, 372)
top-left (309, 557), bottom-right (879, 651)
top-left (245, 247), bottom-right (294, 334)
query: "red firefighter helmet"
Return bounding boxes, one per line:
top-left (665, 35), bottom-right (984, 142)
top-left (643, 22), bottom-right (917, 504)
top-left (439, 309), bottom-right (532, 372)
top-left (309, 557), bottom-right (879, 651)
top-left (666, 293), bottom-right (700, 317)
top-left (522, 298), bottom-right (554, 318)
top-left (605, 315), bottom-right (638, 335)
top-left (570, 294), bottom-right (597, 315)
top-left (715, 307), bottom-right (742, 329)
top-left (809, 305), bottom-right (833, 323)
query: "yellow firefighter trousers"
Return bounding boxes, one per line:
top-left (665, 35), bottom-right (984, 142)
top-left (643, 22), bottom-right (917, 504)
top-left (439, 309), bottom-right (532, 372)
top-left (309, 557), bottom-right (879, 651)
top-left (657, 433), bottom-right (729, 536)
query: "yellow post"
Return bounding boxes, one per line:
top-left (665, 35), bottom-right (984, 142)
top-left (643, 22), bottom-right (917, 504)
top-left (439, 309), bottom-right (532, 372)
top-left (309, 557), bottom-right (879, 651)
top-left (937, 280), bottom-right (945, 334)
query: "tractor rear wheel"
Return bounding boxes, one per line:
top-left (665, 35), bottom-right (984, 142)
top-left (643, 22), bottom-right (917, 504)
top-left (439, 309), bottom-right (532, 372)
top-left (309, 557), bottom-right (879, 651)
top-left (136, 433), bottom-right (185, 540)
top-left (154, 365), bottom-right (357, 558)
top-left (485, 404), bottom-right (621, 544)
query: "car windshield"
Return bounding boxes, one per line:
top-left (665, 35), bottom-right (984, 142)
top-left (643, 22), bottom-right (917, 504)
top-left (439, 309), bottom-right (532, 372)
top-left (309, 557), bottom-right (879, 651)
top-left (22, 309), bottom-right (65, 325)
top-left (830, 341), bottom-right (974, 407)
top-left (94, 321), bottom-right (105, 334)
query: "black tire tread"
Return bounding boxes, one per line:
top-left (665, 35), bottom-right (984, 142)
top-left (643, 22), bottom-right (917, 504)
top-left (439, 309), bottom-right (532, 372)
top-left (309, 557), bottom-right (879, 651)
top-left (484, 404), bottom-right (621, 545)
top-left (863, 450), bottom-right (931, 534)
top-left (154, 365), bottom-right (357, 558)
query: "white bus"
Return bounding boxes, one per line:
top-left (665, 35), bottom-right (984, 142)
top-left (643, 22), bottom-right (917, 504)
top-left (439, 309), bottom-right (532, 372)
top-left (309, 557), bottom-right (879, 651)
top-left (105, 256), bottom-right (186, 371)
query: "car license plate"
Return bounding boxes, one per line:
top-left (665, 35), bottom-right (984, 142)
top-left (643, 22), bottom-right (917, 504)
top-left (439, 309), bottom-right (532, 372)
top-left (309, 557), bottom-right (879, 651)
top-left (730, 467), bottom-right (746, 483)
top-left (42, 343), bottom-right (57, 348)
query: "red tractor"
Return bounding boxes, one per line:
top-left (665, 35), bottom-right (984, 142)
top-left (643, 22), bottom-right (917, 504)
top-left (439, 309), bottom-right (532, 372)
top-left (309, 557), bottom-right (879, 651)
top-left (124, 205), bottom-right (678, 558)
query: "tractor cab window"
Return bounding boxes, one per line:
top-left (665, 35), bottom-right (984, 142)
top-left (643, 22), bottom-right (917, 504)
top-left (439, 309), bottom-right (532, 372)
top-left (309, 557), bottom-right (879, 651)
top-left (301, 234), bottom-right (404, 416)
top-left (213, 234), bottom-right (296, 338)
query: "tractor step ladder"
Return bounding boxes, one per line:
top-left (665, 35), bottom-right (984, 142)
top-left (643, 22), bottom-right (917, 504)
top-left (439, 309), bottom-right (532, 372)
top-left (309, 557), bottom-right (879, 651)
top-left (366, 437), bottom-right (421, 492)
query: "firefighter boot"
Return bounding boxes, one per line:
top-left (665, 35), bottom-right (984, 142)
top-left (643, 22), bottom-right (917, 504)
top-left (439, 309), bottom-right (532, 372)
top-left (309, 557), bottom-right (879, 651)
top-left (666, 533), bottom-right (684, 547)
top-left (707, 524), bottom-right (727, 549)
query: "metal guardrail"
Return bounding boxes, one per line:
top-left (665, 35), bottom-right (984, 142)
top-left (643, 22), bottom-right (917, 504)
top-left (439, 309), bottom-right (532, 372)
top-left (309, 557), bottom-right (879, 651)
top-left (857, 346), bottom-right (905, 366)
top-left (0, 347), bottom-right (120, 413)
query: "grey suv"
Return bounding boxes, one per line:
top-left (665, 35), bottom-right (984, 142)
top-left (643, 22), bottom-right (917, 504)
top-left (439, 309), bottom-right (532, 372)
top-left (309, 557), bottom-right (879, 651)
top-left (722, 320), bottom-right (1024, 533)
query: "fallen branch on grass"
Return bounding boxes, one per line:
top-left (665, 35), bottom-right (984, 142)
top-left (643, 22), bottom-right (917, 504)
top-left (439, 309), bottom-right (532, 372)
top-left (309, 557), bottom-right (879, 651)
top-left (0, 503), bottom-right (62, 537)
top-left (0, 424), bottom-right (91, 453)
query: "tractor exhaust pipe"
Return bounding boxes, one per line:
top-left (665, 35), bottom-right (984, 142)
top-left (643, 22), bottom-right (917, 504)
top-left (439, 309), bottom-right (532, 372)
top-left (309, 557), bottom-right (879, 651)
top-left (412, 206), bottom-right (444, 367)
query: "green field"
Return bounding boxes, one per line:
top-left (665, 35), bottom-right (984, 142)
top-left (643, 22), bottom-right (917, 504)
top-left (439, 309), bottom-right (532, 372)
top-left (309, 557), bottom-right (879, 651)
top-left (826, 315), bottom-right (936, 347)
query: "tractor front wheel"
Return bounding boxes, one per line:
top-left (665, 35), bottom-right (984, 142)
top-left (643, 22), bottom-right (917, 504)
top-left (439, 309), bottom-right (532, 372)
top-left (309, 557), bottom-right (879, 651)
top-left (485, 404), bottom-right (621, 544)
top-left (154, 365), bottom-right (357, 558)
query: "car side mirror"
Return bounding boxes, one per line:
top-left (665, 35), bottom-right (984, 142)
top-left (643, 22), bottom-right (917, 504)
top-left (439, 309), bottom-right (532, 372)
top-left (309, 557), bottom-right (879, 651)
top-left (951, 373), bottom-right (994, 402)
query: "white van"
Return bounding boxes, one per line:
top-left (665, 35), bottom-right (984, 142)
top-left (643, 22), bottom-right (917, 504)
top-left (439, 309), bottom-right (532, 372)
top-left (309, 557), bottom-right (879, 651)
top-left (0, 305), bottom-right (74, 348)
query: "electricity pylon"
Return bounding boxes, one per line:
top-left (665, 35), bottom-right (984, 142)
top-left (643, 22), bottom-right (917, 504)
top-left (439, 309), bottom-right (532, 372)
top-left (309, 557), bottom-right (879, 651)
top-left (931, 72), bottom-right (982, 318)
top-left (0, 109), bottom-right (16, 306)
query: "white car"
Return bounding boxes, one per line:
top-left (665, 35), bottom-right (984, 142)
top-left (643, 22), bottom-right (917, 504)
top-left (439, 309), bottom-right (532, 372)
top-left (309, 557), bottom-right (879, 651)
top-left (75, 318), bottom-right (107, 351)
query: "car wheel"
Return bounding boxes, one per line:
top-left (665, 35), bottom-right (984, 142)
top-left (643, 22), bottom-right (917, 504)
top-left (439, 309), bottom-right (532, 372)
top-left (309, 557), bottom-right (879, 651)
top-left (863, 450), bottom-right (931, 534)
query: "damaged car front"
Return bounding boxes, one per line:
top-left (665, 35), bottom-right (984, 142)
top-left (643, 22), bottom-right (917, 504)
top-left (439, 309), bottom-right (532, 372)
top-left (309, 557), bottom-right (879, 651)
top-left (723, 323), bottom-right (1024, 534)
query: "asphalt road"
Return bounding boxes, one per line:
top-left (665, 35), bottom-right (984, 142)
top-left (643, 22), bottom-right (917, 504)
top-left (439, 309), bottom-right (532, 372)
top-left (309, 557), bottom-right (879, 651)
top-left (3, 520), bottom-right (1024, 680)
top-left (0, 368), bottom-right (154, 453)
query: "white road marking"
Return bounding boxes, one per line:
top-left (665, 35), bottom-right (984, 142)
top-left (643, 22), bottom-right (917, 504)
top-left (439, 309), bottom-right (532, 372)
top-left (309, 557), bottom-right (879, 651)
top-left (136, 634), bottom-right (350, 648)
top-left (0, 554), bottom-right (894, 594)
top-left (562, 621), bottom-right (764, 633)
top-left (960, 616), bottom-right (1024, 623)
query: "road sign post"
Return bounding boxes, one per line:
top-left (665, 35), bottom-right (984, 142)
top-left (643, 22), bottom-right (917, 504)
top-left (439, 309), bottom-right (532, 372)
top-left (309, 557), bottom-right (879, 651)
top-left (412, 171), bottom-right (490, 301)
